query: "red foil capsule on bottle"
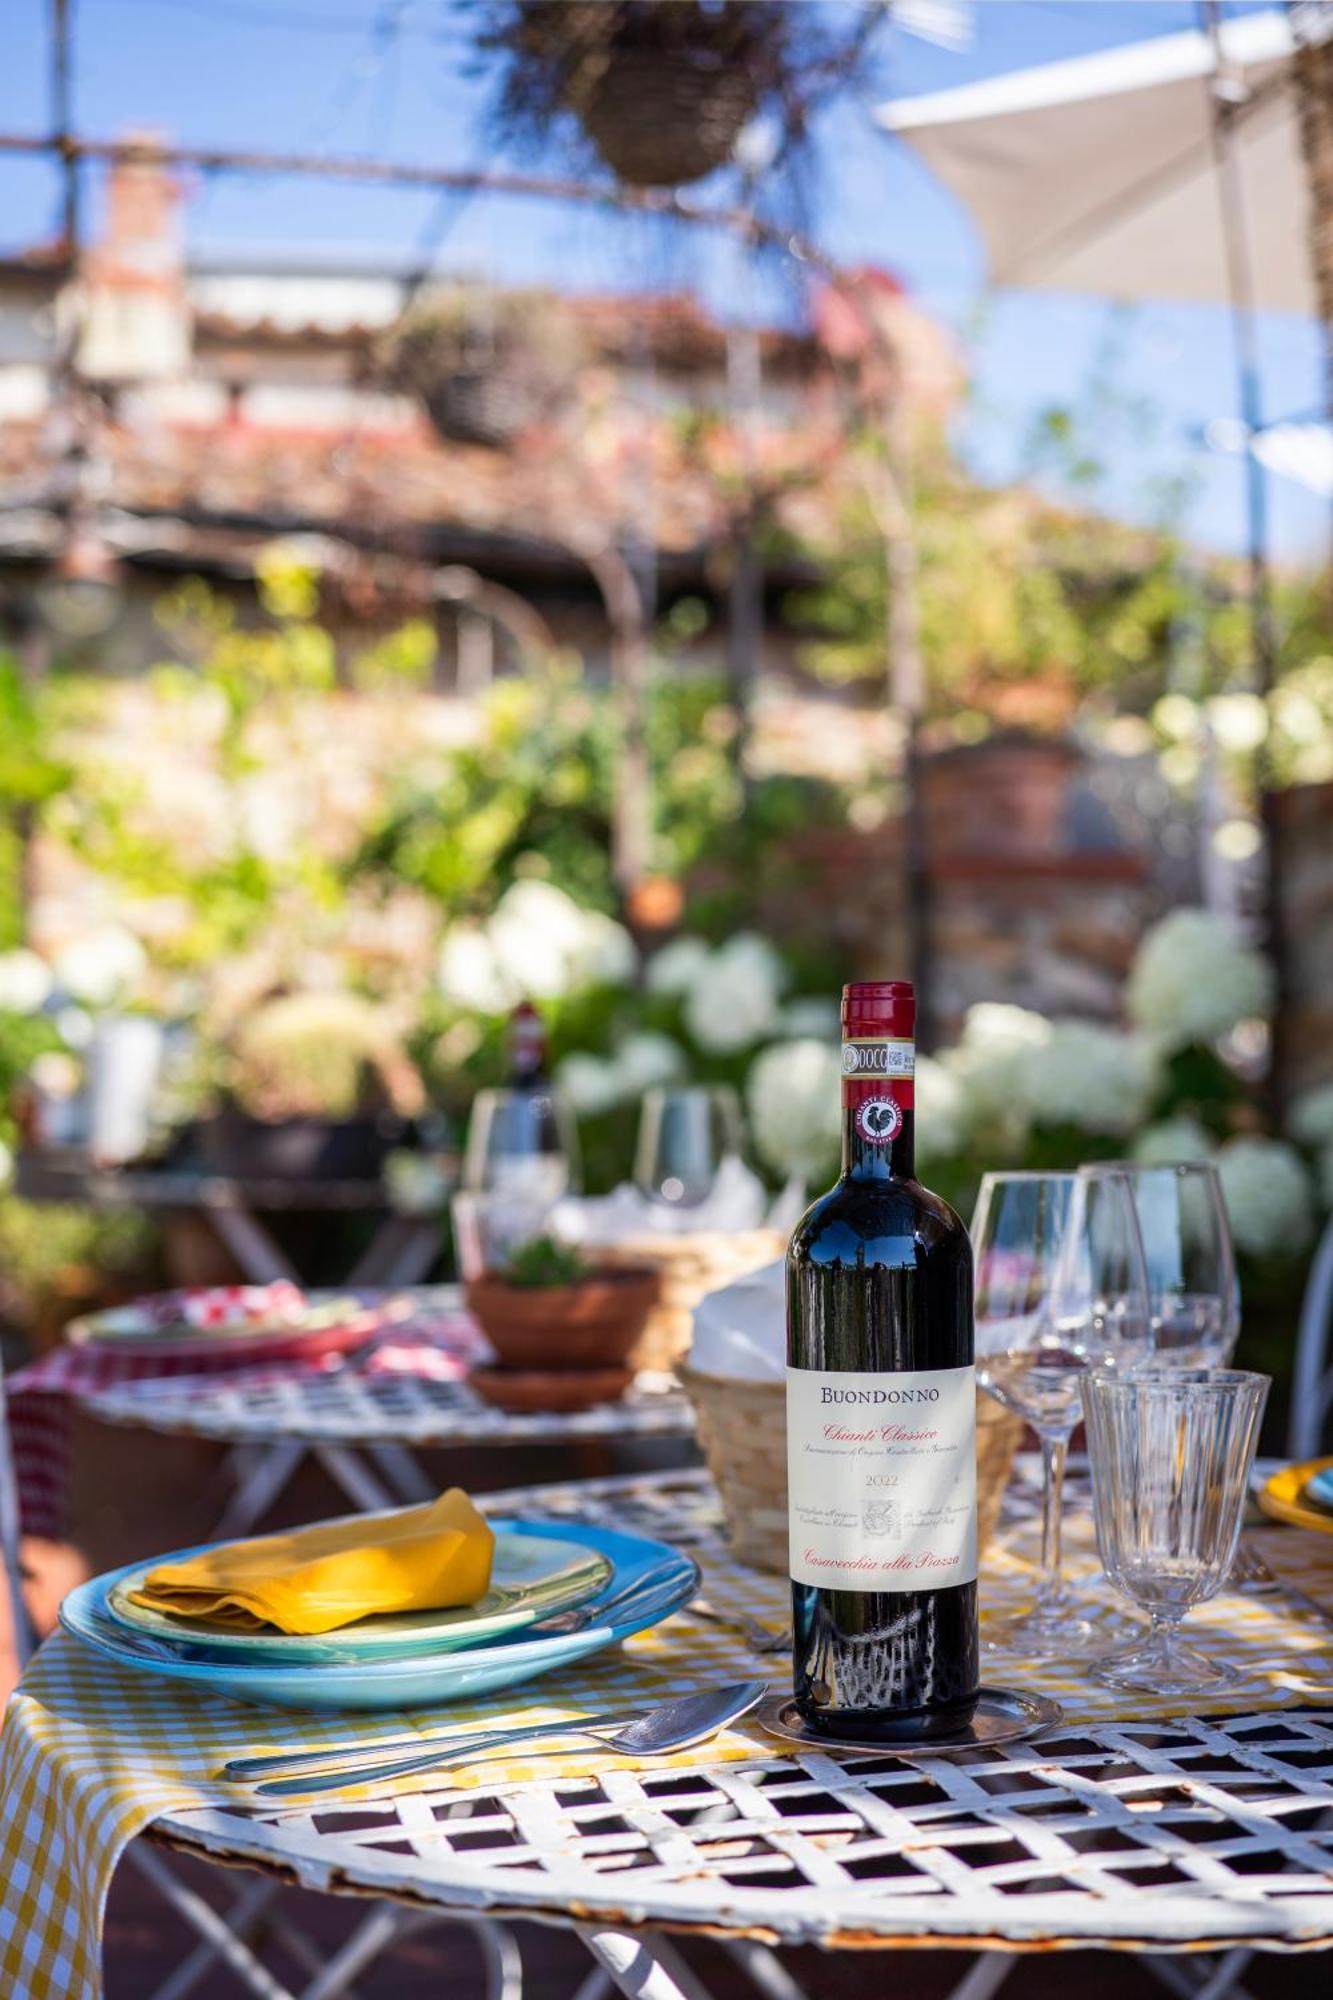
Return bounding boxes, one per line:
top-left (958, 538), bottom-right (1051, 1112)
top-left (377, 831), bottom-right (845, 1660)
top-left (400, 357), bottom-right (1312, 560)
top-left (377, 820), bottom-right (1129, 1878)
top-left (841, 980), bottom-right (915, 1118)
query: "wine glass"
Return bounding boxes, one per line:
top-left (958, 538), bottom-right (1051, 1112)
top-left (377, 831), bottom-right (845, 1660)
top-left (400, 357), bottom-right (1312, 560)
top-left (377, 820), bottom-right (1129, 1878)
top-left (973, 1168), bottom-right (1151, 1656)
top-left (1082, 1367), bottom-right (1269, 1695)
top-left (633, 1086), bottom-right (744, 1212)
top-left (1082, 1161), bottom-right (1239, 1367)
top-left (462, 1086), bottom-right (581, 1202)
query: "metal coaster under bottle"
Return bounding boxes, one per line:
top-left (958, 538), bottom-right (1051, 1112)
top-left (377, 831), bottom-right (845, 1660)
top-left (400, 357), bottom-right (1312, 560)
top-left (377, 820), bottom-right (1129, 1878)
top-left (759, 1686), bottom-right (1063, 1758)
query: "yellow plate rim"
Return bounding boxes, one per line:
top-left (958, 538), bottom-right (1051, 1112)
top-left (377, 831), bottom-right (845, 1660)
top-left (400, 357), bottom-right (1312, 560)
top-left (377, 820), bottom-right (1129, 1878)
top-left (1257, 1457), bottom-right (1333, 1534)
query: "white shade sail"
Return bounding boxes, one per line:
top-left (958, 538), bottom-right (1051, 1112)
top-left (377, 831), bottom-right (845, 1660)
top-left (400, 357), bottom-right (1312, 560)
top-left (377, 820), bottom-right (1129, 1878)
top-left (878, 9), bottom-right (1314, 316)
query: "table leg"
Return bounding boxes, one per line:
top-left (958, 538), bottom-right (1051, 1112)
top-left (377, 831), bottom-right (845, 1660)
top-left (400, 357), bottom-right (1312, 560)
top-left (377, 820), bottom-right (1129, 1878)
top-left (348, 1216), bottom-right (442, 1288)
top-left (213, 1443), bottom-right (310, 1540)
top-left (209, 1208), bottom-right (303, 1285)
top-left (575, 1929), bottom-right (717, 2000)
top-left (311, 1443), bottom-right (400, 1513)
top-left (364, 1441), bottom-right (435, 1503)
top-left (1145, 1951), bottom-right (1255, 2000)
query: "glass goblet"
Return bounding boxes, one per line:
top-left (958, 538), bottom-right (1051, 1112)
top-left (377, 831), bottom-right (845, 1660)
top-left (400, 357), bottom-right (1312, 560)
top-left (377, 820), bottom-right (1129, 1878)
top-left (1082, 1367), bottom-right (1269, 1695)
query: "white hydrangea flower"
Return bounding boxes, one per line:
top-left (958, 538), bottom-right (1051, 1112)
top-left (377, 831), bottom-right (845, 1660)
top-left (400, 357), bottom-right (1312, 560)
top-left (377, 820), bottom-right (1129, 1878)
top-left (567, 909), bottom-right (638, 991)
top-left (1018, 1021), bottom-right (1158, 1136)
top-left (645, 936), bottom-right (710, 996)
top-left (436, 926), bottom-right (516, 1014)
top-left (779, 996), bottom-right (841, 1041)
top-left (52, 926), bottom-right (147, 1009)
top-left (1127, 909), bottom-right (1273, 1048)
top-left (0, 1135), bottom-right (11, 1187)
top-left (556, 1052), bottom-right (623, 1116)
top-left (1289, 1082), bottom-right (1333, 1150)
top-left (1215, 1136), bottom-right (1315, 1257)
top-left (489, 881), bottom-right (636, 1001)
top-left (1131, 1116), bottom-right (1216, 1167)
top-left (947, 1002), bottom-right (1052, 1132)
top-left (488, 881), bottom-right (593, 1001)
top-left (914, 1051), bottom-right (966, 1163)
top-left (746, 1038), bottom-right (841, 1179)
top-left (961, 1002), bottom-right (1053, 1057)
top-left (0, 948), bottom-right (52, 1014)
top-left (684, 933), bottom-right (785, 1053)
top-left (613, 1032), bottom-right (686, 1095)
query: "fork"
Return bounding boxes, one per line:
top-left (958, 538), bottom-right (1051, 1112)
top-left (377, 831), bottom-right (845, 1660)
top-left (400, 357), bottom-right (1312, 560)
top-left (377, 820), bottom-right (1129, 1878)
top-left (688, 1597), bottom-right (790, 1655)
top-left (1232, 1539), bottom-right (1333, 1633)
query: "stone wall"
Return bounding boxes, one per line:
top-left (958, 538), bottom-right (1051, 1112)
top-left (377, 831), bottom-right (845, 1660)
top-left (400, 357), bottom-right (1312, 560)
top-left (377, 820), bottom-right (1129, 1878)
top-left (760, 735), bottom-right (1171, 1048)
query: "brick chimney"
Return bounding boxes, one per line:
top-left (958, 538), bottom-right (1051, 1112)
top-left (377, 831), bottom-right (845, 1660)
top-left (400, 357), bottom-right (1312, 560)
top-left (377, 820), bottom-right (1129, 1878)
top-left (77, 132), bottom-right (191, 381)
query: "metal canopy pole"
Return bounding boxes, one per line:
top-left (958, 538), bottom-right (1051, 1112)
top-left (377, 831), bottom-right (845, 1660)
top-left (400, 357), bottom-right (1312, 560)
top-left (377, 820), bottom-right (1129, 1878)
top-left (1201, 0), bottom-right (1288, 1113)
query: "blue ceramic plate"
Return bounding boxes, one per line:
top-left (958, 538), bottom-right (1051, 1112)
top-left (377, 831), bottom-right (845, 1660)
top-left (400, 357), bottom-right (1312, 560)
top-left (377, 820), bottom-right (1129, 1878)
top-left (60, 1520), bottom-right (698, 1711)
top-left (106, 1531), bottom-right (612, 1664)
top-left (1305, 1464), bottom-right (1333, 1511)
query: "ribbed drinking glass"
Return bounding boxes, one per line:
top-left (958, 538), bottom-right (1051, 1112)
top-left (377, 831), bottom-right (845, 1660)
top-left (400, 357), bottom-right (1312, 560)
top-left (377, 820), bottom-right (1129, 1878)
top-left (1082, 1366), bottom-right (1269, 1695)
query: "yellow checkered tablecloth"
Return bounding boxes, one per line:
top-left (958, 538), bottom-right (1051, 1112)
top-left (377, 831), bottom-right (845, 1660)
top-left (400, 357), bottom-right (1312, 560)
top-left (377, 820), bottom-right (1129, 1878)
top-left (3, 1514), bottom-right (1333, 2000)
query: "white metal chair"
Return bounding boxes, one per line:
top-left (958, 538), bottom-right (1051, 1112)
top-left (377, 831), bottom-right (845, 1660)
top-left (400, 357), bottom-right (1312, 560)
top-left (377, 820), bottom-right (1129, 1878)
top-left (1289, 1212), bottom-right (1333, 1459)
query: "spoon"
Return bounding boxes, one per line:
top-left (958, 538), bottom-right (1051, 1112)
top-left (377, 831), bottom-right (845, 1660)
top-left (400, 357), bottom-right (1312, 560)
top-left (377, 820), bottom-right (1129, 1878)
top-left (239, 1680), bottom-right (767, 1798)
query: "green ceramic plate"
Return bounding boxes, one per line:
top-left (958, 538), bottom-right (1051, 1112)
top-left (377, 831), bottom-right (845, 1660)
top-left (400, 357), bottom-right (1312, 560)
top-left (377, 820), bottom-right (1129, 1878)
top-left (107, 1531), bottom-right (612, 1665)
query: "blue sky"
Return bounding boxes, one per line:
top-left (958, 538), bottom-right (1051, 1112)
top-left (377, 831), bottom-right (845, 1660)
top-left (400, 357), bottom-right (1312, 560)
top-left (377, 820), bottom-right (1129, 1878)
top-left (0, 0), bottom-right (1323, 559)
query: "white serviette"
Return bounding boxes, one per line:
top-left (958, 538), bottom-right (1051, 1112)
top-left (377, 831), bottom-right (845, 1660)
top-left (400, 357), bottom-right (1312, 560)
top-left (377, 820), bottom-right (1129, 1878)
top-left (553, 1156), bottom-right (773, 1243)
top-left (688, 1258), bottom-right (785, 1381)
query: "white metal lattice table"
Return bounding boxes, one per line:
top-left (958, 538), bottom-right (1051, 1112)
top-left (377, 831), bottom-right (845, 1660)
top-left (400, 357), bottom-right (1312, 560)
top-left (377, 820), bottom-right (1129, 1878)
top-left (76, 1365), bottom-right (697, 1537)
top-left (140, 1469), bottom-right (1333, 2000)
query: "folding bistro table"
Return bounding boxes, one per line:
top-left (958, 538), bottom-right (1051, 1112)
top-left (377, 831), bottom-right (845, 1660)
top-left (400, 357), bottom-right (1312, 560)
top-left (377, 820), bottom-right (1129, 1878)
top-left (14, 1150), bottom-right (446, 1288)
top-left (8, 1467), bottom-right (1333, 2000)
top-left (76, 1359), bottom-right (697, 1535)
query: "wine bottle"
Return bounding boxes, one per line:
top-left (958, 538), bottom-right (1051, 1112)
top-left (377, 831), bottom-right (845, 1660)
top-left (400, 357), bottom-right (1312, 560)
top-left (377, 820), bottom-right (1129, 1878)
top-left (786, 980), bottom-right (978, 1742)
top-left (505, 1001), bottom-right (548, 1091)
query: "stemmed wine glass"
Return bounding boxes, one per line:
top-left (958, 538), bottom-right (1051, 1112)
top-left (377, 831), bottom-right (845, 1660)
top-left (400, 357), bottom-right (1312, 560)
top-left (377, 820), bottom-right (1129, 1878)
top-left (462, 1085), bottom-right (581, 1202)
top-left (453, 1084), bottom-right (582, 1280)
top-left (972, 1168), bottom-right (1152, 1656)
top-left (1082, 1161), bottom-right (1239, 1367)
top-left (633, 1086), bottom-right (744, 1212)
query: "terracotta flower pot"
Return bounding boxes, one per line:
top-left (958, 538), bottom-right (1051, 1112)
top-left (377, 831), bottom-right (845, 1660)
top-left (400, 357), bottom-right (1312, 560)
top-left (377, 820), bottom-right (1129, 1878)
top-left (470, 1365), bottom-right (634, 1414)
top-left (465, 1266), bottom-right (660, 1372)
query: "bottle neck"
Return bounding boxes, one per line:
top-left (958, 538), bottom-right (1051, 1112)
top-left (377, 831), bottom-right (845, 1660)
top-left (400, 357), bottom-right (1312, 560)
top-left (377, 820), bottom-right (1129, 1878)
top-left (507, 1008), bottom-right (547, 1088)
top-left (841, 1103), bottom-right (915, 1180)
top-left (839, 1032), bottom-right (916, 1181)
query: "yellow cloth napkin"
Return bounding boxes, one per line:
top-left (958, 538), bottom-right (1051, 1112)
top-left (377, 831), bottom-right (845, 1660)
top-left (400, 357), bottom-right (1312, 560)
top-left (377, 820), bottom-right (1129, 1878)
top-left (129, 1489), bottom-right (495, 1636)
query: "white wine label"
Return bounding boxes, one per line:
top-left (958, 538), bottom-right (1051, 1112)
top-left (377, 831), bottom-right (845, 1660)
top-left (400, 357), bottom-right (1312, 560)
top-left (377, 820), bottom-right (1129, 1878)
top-left (841, 1037), bottom-right (915, 1078)
top-left (786, 1365), bottom-right (977, 1590)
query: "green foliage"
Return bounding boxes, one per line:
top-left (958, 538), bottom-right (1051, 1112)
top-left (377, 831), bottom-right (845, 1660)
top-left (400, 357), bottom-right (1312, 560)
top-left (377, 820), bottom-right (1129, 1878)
top-left (0, 1197), bottom-right (159, 1328)
top-left (790, 459), bottom-right (1195, 713)
top-left (223, 991), bottom-right (423, 1122)
top-left (0, 654), bottom-right (73, 947)
top-left (500, 1234), bottom-right (589, 1288)
top-left (350, 665), bottom-right (785, 932)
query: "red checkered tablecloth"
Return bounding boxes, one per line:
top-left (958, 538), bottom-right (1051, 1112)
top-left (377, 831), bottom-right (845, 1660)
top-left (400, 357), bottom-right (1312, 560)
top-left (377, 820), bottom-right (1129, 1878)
top-left (7, 1303), bottom-right (484, 1539)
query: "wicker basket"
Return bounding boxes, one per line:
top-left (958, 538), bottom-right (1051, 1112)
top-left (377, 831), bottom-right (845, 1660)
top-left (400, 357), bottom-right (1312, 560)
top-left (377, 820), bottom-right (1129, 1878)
top-left (598, 1229), bottom-right (786, 1374)
top-left (680, 1366), bottom-right (1023, 1575)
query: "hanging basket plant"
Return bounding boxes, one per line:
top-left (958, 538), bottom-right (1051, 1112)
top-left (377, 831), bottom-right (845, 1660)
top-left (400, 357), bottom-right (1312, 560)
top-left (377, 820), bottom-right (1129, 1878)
top-left (377, 291), bottom-right (580, 449)
top-left (474, 2), bottom-right (882, 190)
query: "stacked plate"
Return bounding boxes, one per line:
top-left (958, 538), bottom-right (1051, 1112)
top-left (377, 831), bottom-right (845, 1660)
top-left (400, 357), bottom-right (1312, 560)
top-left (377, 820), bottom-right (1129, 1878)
top-left (65, 1285), bottom-right (412, 1367)
top-left (1258, 1456), bottom-right (1333, 1533)
top-left (60, 1516), bottom-right (698, 1711)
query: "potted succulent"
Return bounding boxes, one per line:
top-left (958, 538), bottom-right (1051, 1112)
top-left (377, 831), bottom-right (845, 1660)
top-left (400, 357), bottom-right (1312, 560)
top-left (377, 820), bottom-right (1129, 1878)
top-left (466, 1234), bottom-right (660, 1410)
top-left (200, 991), bottom-right (425, 1182)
